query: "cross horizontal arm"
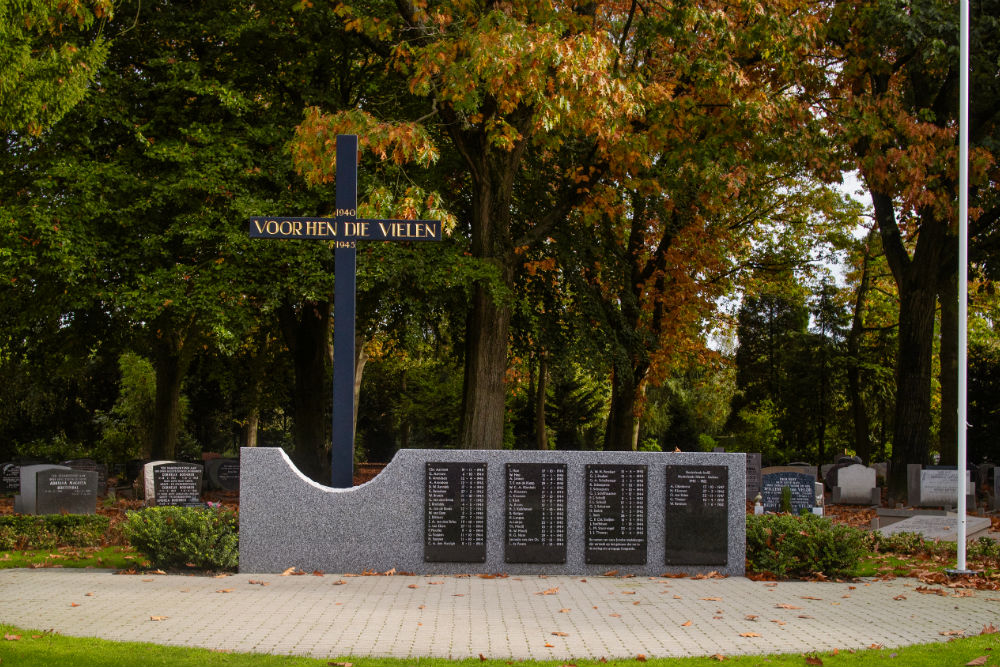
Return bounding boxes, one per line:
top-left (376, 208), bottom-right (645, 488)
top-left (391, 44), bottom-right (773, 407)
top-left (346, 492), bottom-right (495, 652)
top-left (249, 216), bottom-right (441, 241)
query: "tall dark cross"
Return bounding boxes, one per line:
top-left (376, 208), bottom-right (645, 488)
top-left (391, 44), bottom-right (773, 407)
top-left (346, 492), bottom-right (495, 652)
top-left (249, 135), bottom-right (441, 488)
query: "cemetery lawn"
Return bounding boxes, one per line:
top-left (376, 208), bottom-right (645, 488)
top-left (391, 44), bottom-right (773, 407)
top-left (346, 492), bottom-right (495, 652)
top-left (1, 624), bottom-right (999, 667)
top-left (0, 546), bottom-right (147, 571)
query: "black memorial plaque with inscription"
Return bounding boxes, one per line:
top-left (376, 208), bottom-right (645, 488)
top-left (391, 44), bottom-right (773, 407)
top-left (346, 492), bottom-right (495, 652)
top-left (424, 462), bottom-right (487, 562)
top-left (585, 464), bottom-right (647, 564)
top-left (505, 463), bottom-right (567, 563)
top-left (664, 465), bottom-right (729, 566)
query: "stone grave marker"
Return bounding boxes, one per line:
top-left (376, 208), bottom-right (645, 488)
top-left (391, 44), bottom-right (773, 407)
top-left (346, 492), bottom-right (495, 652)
top-left (877, 513), bottom-right (991, 541)
top-left (61, 459), bottom-right (107, 492)
top-left (205, 458), bottom-right (240, 491)
top-left (907, 464), bottom-right (974, 507)
top-left (831, 464), bottom-right (879, 505)
top-left (239, 448), bottom-right (747, 576)
top-left (745, 453), bottom-right (761, 501)
top-left (760, 467), bottom-right (818, 514)
top-left (14, 465), bottom-right (98, 514)
top-left (145, 461), bottom-right (204, 507)
top-left (1, 462), bottom-right (21, 494)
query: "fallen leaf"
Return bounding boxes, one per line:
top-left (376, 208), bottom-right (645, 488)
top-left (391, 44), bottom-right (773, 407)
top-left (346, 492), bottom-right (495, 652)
top-left (771, 620), bottom-right (786, 625)
top-left (799, 596), bottom-right (822, 600)
top-left (559, 608), bottom-right (570, 613)
top-left (805, 656), bottom-right (823, 665)
top-left (981, 624), bottom-right (998, 635)
top-left (798, 615), bottom-right (814, 619)
top-left (332, 580), bottom-right (346, 585)
top-left (408, 584), bottom-right (420, 589)
top-left (893, 594), bottom-right (906, 601)
top-left (966, 658), bottom-right (988, 666)
top-left (552, 632), bottom-right (569, 637)
top-left (150, 616), bottom-right (168, 621)
top-left (745, 615), bottom-right (758, 621)
top-left (775, 604), bottom-right (802, 609)
top-left (711, 654), bottom-right (725, 661)
top-left (609, 613), bottom-right (621, 618)
top-left (69, 603), bottom-right (79, 607)
top-left (636, 655), bottom-right (647, 662)
top-left (545, 643), bottom-right (554, 648)
top-left (537, 587), bottom-right (559, 595)
top-left (603, 570), bottom-right (619, 576)
top-left (313, 570), bottom-right (324, 576)
top-left (681, 620), bottom-right (692, 627)
top-left (622, 591), bottom-right (636, 595)
top-left (213, 573), bottom-right (230, 579)
top-left (739, 632), bottom-right (760, 638)
top-left (85, 592), bottom-right (94, 596)
top-left (329, 662), bottom-right (353, 667)
top-left (940, 630), bottom-right (965, 636)
top-left (216, 589), bottom-right (234, 593)
top-left (4, 634), bottom-right (21, 641)
top-left (701, 597), bottom-right (722, 601)
top-left (478, 655), bottom-right (486, 662)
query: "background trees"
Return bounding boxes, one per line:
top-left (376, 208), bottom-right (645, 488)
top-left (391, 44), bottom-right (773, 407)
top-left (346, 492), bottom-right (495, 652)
top-left (1, 0), bottom-right (998, 479)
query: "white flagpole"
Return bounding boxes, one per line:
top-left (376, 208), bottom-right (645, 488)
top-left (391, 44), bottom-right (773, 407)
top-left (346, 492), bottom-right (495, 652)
top-left (955, 0), bottom-right (970, 572)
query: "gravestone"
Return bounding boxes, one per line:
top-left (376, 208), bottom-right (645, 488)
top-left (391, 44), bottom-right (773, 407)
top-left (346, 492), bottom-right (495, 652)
top-left (745, 453), bottom-right (761, 501)
top-left (831, 464), bottom-right (879, 505)
top-left (239, 448), bottom-right (746, 576)
top-left (907, 464), bottom-right (974, 507)
top-left (205, 458), bottom-right (240, 491)
top-left (61, 459), bottom-right (107, 492)
top-left (14, 465), bottom-right (98, 515)
top-left (760, 467), bottom-right (818, 514)
top-left (1, 462), bottom-right (21, 494)
top-left (144, 461), bottom-right (204, 507)
top-left (877, 513), bottom-right (991, 542)
top-left (994, 470), bottom-right (1000, 510)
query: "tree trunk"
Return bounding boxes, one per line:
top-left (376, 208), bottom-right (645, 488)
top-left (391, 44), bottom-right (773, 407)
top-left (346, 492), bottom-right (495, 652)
top-left (847, 230), bottom-right (875, 462)
top-left (279, 299), bottom-right (332, 482)
top-left (243, 407), bottom-right (259, 448)
top-left (938, 261), bottom-right (959, 466)
top-left (460, 277), bottom-right (513, 449)
top-left (535, 351), bottom-right (548, 450)
top-left (148, 320), bottom-right (199, 461)
top-left (604, 363), bottom-right (645, 451)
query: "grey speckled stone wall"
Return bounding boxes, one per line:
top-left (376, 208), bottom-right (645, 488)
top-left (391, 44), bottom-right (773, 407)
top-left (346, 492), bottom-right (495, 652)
top-left (239, 448), bottom-right (745, 576)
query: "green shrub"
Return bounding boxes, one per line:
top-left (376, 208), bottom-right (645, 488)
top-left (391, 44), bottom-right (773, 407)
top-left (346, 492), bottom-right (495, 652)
top-left (0, 515), bottom-right (110, 550)
top-left (123, 506), bottom-right (238, 571)
top-left (746, 513), bottom-right (866, 578)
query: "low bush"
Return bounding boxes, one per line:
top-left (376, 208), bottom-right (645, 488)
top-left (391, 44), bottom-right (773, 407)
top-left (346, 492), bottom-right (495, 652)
top-left (122, 506), bottom-right (238, 571)
top-left (746, 513), bottom-right (866, 578)
top-left (0, 515), bottom-right (110, 550)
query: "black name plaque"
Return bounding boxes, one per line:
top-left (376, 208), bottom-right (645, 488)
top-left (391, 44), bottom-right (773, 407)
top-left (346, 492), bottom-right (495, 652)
top-left (585, 464), bottom-right (647, 564)
top-left (505, 463), bottom-right (567, 563)
top-left (424, 462), bottom-right (487, 562)
top-left (664, 465), bottom-right (729, 565)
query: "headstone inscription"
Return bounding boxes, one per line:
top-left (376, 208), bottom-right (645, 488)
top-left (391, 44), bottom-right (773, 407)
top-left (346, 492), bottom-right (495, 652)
top-left (907, 464), bottom-right (974, 507)
top-left (504, 462), bottom-right (567, 564)
top-left (585, 464), bottom-right (647, 565)
top-left (205, 458), bottom-right (240, 491)
top-left (249, 134), bottom-right (441, 489)
top-left (145, 462), bottom-right (204, 507)
top-left (664, 465), bottom-right (728, 565)
top-left (760, 467), bottom-right (818, 514)
top-left (14, 465), bottom-right (98, 515)
top-left (1, 462), bottom-right (21, 494)
top-left (240, 448), bottom-right (747, 576)
top-left (424, 462), bottom-right (486, 562)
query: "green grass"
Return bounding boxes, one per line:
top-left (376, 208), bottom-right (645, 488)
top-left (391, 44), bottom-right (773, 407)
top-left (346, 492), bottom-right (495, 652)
top-left (0, 546), bottom-right (148, 571)
top-left (1, 623), bottom-right (999, 667)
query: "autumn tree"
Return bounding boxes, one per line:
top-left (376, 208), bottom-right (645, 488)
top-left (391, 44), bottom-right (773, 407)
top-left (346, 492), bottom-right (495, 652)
top-left (822, 0), bottom-right (1000, 495)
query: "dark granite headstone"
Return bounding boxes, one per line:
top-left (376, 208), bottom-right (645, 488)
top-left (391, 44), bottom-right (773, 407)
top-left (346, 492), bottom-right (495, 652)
top-left (206, 458), bottom-right (240, 491)
top-left (14, 465), bottom-right (98, 514)
top-left (664, 465), bottom-right (728, 565)
top-left (35, 469), bottom-right (98, 514)
top-left (424, 462), bottom-right (487, 562)
top-left (61, 459), bottom-right (107, 491)
top-left (745, 453), bottom-right (761, 501)
top-left (1, 462), bottom-right (20, 494)
top-left (504, 462), bottom-right (567, 564)
top-left (148, 462), bottom-right (204, 506)
top-left (585, 464), bottom-right (647, 565)
top-left (761, 469), bottom-right (817, 514)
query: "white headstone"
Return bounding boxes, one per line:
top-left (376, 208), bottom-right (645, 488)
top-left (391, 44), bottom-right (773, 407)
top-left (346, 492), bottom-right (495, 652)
top-left (832, 464), bottom-right (878, 505)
